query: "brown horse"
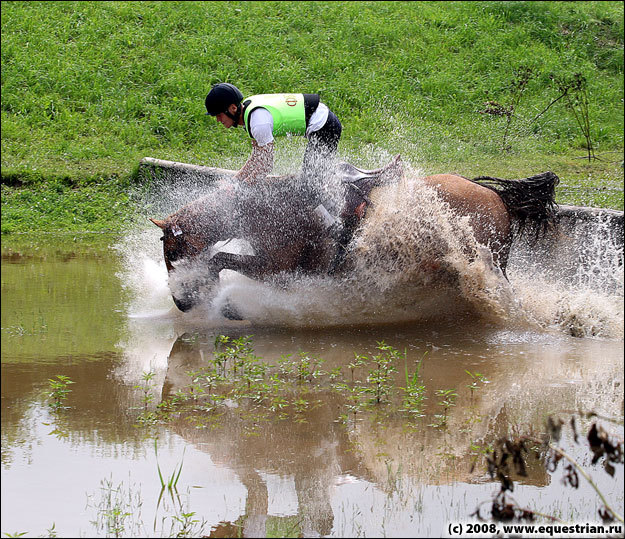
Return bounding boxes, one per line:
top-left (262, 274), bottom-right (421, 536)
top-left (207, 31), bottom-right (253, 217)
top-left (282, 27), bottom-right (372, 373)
top-left (150, 156), bottom-right (559, 313)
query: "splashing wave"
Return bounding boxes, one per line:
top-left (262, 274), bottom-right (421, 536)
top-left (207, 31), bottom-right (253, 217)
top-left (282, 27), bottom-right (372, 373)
top-left (116, 160), bottom-right (623, 339)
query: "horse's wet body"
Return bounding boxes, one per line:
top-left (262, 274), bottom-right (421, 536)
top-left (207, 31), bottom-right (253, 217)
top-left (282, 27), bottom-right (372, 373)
top-left (233, 178), bottom-right (336, 273)
top-left (152, 175), bottom-right (338, 310)
top-left (419, 174), bottom-right (513, 271)
top-left (151, 157), bottom-right (558, 313)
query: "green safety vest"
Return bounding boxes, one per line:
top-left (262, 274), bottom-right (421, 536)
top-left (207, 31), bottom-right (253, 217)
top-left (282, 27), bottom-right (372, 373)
top-left (243, 94), bottom-right (308, 137)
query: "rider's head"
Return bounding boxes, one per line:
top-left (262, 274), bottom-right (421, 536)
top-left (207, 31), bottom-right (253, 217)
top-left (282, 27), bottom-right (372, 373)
top-left (205, 83), bottom-right (244, 128)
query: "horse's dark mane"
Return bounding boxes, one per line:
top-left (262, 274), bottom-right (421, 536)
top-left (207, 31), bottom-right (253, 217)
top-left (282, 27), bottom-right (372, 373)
top-left (470, 171), bottom-right (560, 239)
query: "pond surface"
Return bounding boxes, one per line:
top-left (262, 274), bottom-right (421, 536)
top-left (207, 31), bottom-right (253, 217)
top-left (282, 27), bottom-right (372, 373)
top-left (1, 229), bottom-right (623, 538)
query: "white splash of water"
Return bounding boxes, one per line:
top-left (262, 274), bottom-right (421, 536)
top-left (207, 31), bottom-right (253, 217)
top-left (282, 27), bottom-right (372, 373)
top-left (114, 227), bottom-right (173, 315)
top-left (343, 170), bottom-right (525, 325)
top-left (116, 154), bottom-right (623, 339)
top-left (508, 212), bottom-right (624, 339)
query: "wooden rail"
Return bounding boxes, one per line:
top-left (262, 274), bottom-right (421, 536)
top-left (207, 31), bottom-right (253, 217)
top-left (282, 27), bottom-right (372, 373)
top-left (139, 156), bottom-right (623, 248)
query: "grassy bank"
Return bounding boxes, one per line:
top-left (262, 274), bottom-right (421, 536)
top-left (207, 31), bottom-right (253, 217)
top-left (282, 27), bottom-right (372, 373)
top-left (1, 1), bottom-right (623, 234)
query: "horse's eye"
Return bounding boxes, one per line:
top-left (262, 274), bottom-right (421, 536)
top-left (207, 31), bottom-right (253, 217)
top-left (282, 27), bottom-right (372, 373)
top-left (160, 235), bottom-right (165, 241)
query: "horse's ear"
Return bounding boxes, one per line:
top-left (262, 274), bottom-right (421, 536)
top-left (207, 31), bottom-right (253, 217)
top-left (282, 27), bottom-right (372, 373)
top-left (150, 218), bottom-right (166, 229)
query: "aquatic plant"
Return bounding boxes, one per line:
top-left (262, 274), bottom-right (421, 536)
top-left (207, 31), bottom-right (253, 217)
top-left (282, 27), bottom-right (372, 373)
top-left (136, 335), bottom-right (490, 437)
top-left (429, 388), bottom-right (458, 428)
top-left (151, 440), bottom-right (207, 537)
top-left (85, 471), bottom-right (207, 538)
top-left (465, 370), bottom-right (489, 400)
top-left (134, 371), bottom-right (159, 425)
top-left (213, 334), bottom-right (251, 376)
top-left (154, 439), bottom-right (185, 492)
top-left (135, 371), bottom-right (156, 409)
top-left (277, 352), bottom-right (326, 384)
top-left (183, 368), bottom-right (211, 401)
top-left (347, 354), bottom-right (367, 382)
top-left (364, 341), bottom-right (400, 405)
top-left (400, 352), bottom-right (427, 417)
top-left (166, 511), bottom-right (205, 538)
top-left (47, 375), bottom-right (75, 411)
top-left (87, 476), bottom-right (141, 538)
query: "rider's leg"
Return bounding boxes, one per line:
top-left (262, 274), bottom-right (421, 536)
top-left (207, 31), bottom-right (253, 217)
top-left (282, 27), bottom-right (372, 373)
top-left (302, 112), bottom-right (342, 208)
top-left (327, 214), bottom-right (359, 275)
top-left (301, 111), bottom-right (342, 180)
top-left (301, 112), bottom-right (351, 270)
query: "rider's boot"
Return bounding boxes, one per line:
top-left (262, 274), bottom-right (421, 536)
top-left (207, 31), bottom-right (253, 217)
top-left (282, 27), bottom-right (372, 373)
top-left (327, 215), bottom-right (358, 275)
top-left (313, 203), bottom-right (352, 275)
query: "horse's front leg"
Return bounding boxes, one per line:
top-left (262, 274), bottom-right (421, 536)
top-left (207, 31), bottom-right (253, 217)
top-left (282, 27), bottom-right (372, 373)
top-left (205, 251), bottom-right (273, 320)
top-left (206, 251), bottom-right (270, 281)
top-left (170, 252), bottom-right (270, 313)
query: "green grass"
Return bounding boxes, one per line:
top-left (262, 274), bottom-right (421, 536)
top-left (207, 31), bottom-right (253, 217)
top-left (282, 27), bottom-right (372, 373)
top-left (1, 1), bottom-right (623, 233)
top-left (1, 176), bottom-right (137, 234)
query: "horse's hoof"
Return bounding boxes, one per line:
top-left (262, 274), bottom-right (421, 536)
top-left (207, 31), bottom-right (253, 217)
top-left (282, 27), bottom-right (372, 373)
top-left (173, 295), bottom-right (196, 312)
top-left (221, 301), bottom-right (244, 320)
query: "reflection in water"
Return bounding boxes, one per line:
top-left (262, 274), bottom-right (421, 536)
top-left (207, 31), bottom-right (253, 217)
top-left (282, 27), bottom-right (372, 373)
top-left (1, 186), bottom-right (623, 537)
top-left (137, 324), bottom-right (622, 536)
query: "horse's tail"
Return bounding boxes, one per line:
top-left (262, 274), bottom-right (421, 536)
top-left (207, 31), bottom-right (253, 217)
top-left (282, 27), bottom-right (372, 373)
top-left (471, 171), bottom-right (559, 239)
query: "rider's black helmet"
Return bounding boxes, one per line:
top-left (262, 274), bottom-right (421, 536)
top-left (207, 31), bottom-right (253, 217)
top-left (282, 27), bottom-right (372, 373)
top-left (204, 83), bottom-right (244, 116)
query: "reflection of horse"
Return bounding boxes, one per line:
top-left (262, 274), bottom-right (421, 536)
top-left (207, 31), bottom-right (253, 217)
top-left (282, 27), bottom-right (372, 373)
top-left (158, 328), bottom-right (562, 535)
top-left (150, 155), bottom-right (559, 312)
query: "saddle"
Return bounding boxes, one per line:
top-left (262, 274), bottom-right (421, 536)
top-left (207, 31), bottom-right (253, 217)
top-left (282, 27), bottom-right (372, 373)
top-left (325, 155), bottom-right (404, 275)
top-left (337, 154), bottom-right (403, 221)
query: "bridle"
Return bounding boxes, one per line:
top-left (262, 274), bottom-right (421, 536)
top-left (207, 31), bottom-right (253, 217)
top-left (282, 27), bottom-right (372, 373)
top-left (160, 227), bottom-right (201, 264)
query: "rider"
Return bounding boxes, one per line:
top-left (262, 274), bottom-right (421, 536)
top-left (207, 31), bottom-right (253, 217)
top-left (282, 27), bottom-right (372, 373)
top-left (204, 83), bottom-right (342, 184)
top-left (205, 83), bottom-right (349, 271)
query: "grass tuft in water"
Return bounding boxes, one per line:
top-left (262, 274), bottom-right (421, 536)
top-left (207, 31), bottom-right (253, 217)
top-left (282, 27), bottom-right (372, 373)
top-left (46, 375), bottom-right (75, 411)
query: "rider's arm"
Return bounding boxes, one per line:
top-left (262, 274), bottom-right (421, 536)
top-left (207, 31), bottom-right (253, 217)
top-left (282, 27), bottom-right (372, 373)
top-left (235, 140), bottom-right (275, 184)
top-left (235, 108), bottom-right (275, 184)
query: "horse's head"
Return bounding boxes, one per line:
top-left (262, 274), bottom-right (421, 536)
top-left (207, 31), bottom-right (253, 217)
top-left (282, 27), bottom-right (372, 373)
top-left (150, 217), bottom-right (211, 311)
top-left (150, 218), bottom-right (204, 270)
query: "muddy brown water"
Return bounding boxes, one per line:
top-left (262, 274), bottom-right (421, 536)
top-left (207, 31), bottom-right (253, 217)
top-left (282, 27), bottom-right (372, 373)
top-left (1, 231), bottom-right (623, 538)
